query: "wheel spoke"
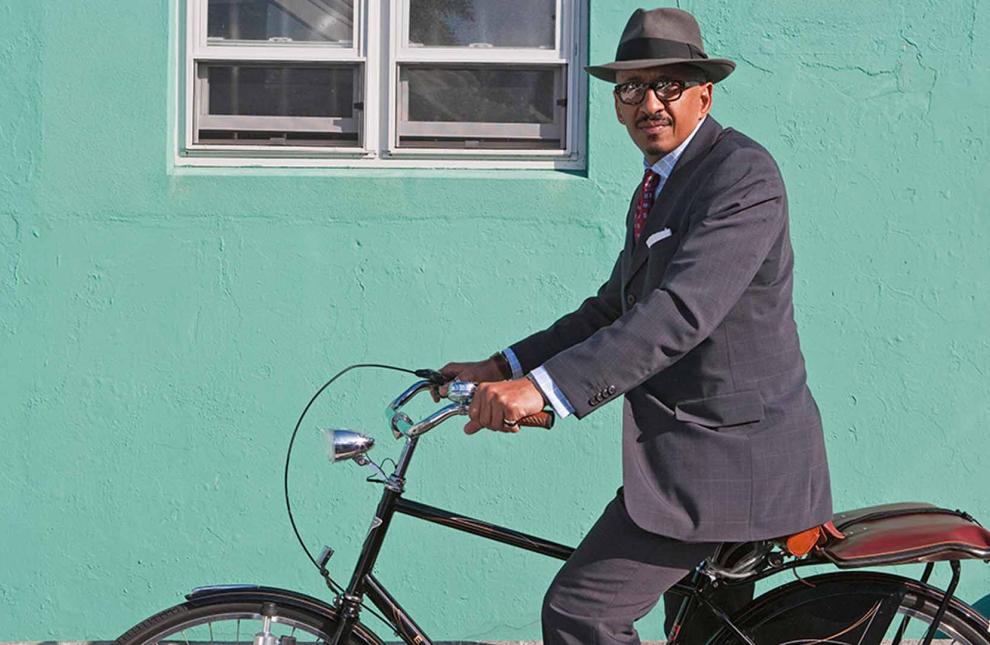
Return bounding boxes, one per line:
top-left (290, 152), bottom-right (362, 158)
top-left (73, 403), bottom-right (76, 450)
top-left (890, 612), bottom-right (911, 645)
top-left (117, 602), bottom-right (366, 645)
top-left (707, 573), bottom-right (990, 645)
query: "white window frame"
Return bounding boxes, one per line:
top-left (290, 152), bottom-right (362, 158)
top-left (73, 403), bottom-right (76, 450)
top-left (390, 0), bottom-right (569, 155)
top-left (176, 0), bottom-right (587, 169)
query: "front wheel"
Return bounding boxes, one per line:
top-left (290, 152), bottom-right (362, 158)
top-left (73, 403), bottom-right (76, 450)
top-left (115, 598), bottom-right (385, 645)
top-left (709, 571), bottom-right (990, 645)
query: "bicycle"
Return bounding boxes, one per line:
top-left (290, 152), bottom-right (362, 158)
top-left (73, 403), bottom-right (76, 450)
top-left (115, 374), bottom-right (990, 645)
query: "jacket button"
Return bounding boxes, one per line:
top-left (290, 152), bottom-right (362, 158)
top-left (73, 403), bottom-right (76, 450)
top-left (608, 385), bottom-right (616, 394)
top-left (588, 398), bottom-right (597, 407)
top-left (626, 294), bottom-right (636, 306)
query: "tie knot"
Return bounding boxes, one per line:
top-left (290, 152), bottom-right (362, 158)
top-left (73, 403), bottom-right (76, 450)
top-left (642, 169), bottom-right (660, 189)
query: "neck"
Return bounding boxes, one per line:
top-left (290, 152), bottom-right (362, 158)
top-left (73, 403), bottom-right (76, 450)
top-left (644, 115), bottom-right (707, 167)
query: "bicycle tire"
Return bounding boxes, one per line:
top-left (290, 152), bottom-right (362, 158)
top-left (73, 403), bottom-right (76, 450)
top-left (115, 598), bottom-right (386, 645)
top-left (707, 571), bottom-right (990, 645)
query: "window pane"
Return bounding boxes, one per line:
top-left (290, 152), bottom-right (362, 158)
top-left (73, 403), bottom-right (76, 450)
top-left (403, 67), bottom-right (555, 124)
top-left (398, 66), bottom-right (564, 150)
top-left (408, 0), bottom-right (555, 49)
top-left (207, 0), bottom-right (354, 45)
top-left (207, 65), bottom-right (354, 117)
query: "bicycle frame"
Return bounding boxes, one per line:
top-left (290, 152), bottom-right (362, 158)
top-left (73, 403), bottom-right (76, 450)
top-left (327, 433), bottom-right (731, 645)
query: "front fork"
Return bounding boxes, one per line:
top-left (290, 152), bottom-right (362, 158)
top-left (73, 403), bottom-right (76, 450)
top-left (331, 438), bottom-right (422, 645)
top-left (329, 486), bottom-right (400, 644)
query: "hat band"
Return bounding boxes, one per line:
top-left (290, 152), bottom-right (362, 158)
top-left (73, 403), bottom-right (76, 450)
top-left (615, 37), bottom-right (708, 63)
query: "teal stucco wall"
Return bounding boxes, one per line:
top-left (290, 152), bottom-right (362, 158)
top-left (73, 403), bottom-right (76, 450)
top-left (2, 0), bottom-right (988, 640)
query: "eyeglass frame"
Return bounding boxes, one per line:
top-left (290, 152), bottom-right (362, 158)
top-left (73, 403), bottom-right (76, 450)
top-left (612, 78), bottom-right (705, 106)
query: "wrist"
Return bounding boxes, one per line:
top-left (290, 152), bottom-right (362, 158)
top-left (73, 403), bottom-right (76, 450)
top-left (489, 351), bottom-right (512, 380)
top-left (525, 372), bottom-right (550, 406)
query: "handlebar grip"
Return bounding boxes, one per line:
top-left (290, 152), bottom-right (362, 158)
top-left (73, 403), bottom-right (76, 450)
top-left (518, 410), bottom-right (555, 429)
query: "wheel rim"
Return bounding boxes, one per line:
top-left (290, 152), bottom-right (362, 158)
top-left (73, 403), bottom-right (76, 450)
top-left (136, 610), bottom-right (333, 645)
top-left (886, 601), bottom-right (983, 645)
top-left (767, 593), bottom-right (988, 645)
top-left (709, 573), bottom-right (990, 645)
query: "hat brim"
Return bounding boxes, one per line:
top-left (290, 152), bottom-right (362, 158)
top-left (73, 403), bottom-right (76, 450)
top-left (585, 57), bottom-right (736, 83)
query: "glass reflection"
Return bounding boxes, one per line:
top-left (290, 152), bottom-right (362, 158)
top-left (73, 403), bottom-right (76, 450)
top-left (208, 0), bottom-right (354, 44)
top-left (408, 0), bottom-right (555, 49)
top-left (404, 67), bottom-right (556, 124)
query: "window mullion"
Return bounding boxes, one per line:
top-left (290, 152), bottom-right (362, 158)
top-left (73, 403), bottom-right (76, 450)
top-left (194, 47), bottom-right (364, 64)
top-left (394, 49), bottom-right (565, 65)
top-left (384, 0), bottom-right (401, 158)
top-left (362, 0), bottom-right (379, 157)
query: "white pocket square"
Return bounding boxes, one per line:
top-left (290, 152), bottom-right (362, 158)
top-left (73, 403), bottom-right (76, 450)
top-left (645, 228), bottom-right (673, 248)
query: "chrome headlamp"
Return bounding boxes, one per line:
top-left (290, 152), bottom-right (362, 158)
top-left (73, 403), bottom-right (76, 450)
top-left (323, 429), bottom-right (375, 464)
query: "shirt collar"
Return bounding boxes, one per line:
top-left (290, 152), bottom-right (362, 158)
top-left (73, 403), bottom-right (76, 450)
top-left (642, 115), bottom-right (708, 178)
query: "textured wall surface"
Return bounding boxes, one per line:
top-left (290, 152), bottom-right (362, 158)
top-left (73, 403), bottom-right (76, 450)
top-left (1, 0), bottom-right (988, 640)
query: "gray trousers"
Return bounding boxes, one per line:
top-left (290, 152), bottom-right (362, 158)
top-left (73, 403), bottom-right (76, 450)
top-left (542, 489), bottom-right (754, 644)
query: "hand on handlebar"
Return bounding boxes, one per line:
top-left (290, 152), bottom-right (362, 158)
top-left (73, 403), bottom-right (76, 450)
top-left (431, 358), bottom-right (505, 402)
top-left (463, 378), bottom-right (548, 435)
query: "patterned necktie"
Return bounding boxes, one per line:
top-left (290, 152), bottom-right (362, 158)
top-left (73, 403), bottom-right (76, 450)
top-left (633, 169), bottom-right (661, 244)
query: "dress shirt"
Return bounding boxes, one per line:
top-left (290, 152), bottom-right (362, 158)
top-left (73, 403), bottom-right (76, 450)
top-left (504, 116), bottom-right (709, 417)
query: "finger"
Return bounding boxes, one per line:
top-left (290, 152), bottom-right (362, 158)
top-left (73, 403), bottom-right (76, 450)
top-left (439, 363), bottom-right (462, 378)
top-left (468, 396), bottom-right (480, 424)
top-left (491, 407), bottom-right (506, 433)
top-left (478, 386), bottom-right (497, 430)
top-left (464, 420), bottom-right (483, 435)
top-left (491, 394), bottom-right (516, 432)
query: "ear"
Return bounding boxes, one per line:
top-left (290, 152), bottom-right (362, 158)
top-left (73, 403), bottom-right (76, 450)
top-left (614, 94), bottom-right (625, 124)
top-left (698, 82), bottom-right (714, 116)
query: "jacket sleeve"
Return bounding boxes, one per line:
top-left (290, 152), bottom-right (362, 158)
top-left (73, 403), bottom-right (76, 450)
top-left (540, 146), bottom-right (787, 418)
top-left (507, 247), bottom-right (625, 374)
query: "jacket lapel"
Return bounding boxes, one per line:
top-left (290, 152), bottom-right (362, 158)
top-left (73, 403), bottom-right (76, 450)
top-left (620, 188), bottom-right (641, 280)
top-left (622, 116), bottom-right (724, 290)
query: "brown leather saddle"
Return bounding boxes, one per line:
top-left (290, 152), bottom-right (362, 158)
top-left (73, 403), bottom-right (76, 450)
top-left (779, 502), bottom-right (990, 567)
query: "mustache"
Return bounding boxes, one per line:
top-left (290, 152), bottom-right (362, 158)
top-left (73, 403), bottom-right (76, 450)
top-left (637, 114), bottom-right (672, 126)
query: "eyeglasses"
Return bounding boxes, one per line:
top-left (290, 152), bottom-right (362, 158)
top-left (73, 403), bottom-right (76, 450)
top-left (613, 79), bottom-right (704, 105)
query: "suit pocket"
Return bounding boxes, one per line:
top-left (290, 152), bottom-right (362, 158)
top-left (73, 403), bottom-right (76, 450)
top-left (647, 230), bottom-right (678, 257)
top-left (674, 390), bottom-right (764, 428)
top-left (641, 238), bottom-right (677, 288)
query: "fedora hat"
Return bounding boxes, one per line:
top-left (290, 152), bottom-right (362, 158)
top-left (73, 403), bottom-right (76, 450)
top-left (586, 8), bottom-right (736, 83)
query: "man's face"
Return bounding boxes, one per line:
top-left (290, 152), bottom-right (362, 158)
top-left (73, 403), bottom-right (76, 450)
top-left (613, 64), bottom-right (713, 164)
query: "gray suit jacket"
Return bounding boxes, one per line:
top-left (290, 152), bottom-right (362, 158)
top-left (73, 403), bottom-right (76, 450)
top-left (510, 117), bottom-right (833, 542)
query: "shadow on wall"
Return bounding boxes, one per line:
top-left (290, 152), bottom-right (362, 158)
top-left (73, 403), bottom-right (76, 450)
top-left (974, 593), bottom-right (990, 618)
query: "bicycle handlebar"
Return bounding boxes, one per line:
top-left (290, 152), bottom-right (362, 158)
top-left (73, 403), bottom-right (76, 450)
top-left (514, 410), bottom-right (555, 429)
top-left (387, 379), bottom-right (555, 438)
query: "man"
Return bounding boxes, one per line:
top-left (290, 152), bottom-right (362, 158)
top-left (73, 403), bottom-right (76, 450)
top-left (437, 8), bottom-right (833, 644)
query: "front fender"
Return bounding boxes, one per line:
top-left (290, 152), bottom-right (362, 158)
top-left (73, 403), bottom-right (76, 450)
top-left (184, 583), bottom-right (385, 645)
top-left (187, 584), bottom-right (338, 618)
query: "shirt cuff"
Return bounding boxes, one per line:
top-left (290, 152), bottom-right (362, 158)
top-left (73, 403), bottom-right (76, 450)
top-left (501, 348), bottom-right (524, 380)
top-left (528, 365), bottom-right (575, 418)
